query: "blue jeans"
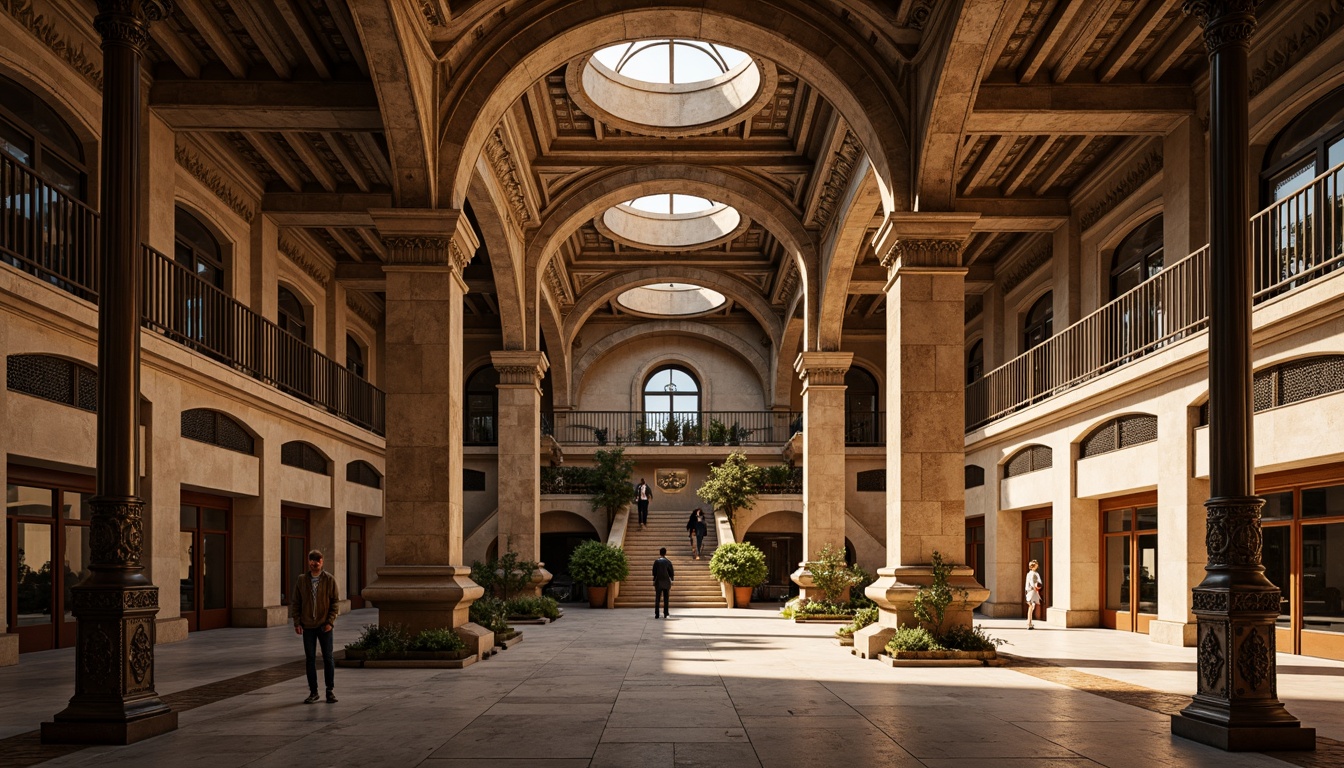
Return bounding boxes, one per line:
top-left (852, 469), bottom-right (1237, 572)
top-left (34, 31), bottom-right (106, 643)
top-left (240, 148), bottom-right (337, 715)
top-left (302, 627), bottom-right (335, 693)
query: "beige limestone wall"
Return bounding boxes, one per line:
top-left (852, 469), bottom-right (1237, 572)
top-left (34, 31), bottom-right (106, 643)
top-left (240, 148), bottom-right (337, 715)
top-left (844, 454), bottom-right (886, 550)
top-left (1000, 468), bottom-right (1053, 511)
top-left (278, 465), bottom-right (332, 509)
top-left (1076, 443), bottom-right (1160, 499)
top-left (576, 332), bottom-right (767, 411)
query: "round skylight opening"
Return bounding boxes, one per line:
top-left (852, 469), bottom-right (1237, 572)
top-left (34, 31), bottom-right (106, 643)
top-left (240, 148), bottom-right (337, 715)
top-left (600, 196), bottom-right (745, 251)
top-left (592, 40), bottom-right (751, 85)
top-left (572, 39), bottom-right (772, 137)
top-left (616, 283), bottom-right (727, 317)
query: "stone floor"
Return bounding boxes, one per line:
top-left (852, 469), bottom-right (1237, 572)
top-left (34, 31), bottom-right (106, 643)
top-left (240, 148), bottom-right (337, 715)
top-left (1, 607), bottom-right (1342, 767)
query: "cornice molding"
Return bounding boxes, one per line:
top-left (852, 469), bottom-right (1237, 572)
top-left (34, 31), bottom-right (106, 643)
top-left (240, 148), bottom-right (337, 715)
top-left (174, 143), bottom-right (255, 223)
top-left (418, 0), bottom-right (446, 26)
top-left (484, 128), bottom-right (531, 230)
top-left (811, 131), bottom-right (862, 230)
top-left (880, 239), bottom-right (963, 270)
top-left (278, 238), bottom-right (330, 288)
top-left (383, 236), bottom-right (451, 267)
top-left (544, 259), bottom-right (572, 307)
top-left (1000, 242), bottom-right (1052, 294)
top-left (1249, 1), bottom-right (1344, 97)
top-left (965, 295), bottom-right (984, 323)
top-left (773, 261), bottom-right (800, 305)
top-left (1, 0), bottom-right (103, 90)
top-left (1080, 150), bottom-right (1162, 231)
top-left (345, 291), bottom-right (380, 327)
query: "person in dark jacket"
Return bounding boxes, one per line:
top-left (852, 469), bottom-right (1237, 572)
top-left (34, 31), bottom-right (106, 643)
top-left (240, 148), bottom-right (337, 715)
top-left (290, 549), bottom-right (340, 703)
top-left (686, 508), bottom-right (708, 559)
top-left (652, 547), bottom-right (675, 619)
top-left (635, 478), bottom-right (652, 528)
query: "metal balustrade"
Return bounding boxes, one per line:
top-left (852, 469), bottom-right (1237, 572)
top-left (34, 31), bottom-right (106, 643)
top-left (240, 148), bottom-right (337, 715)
top-left (1253, 161), bottom-right (1344, 300)
top-left (0, 158), bottom-right (386, 435)
top-left (545, 410), bottom-right (802, 446)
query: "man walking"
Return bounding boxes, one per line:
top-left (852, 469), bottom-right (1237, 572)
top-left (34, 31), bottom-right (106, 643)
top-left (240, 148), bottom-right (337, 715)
top-left (652, 547), bottom-right (674, 619)
top-left (291, 549), bottom-right (340, 703)
top-left (635, 478), bottom-right (652, 528)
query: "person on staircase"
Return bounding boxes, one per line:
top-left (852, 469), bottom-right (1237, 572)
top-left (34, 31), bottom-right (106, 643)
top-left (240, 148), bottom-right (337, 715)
top-left (653, 547), bottom-right (674, 618)
top-left (635, 478), bottom-right (652, 528)
top-left (686, 508), bottom-right (708, 560)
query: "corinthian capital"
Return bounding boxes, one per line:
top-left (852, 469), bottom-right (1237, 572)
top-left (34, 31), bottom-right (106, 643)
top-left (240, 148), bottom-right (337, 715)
top-left (1184, 1), bottom-right (1257, 55)
top-left (94, 0), bottom-right (173, 48)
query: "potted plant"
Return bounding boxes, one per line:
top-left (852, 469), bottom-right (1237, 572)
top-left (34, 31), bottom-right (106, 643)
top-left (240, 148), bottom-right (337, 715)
top-left (568, 539), bottom-right (630, 608)
top-left (707, 418), bottom-right (728, 445)
top-left (682, 421), bottom-right (701, 445)
top-left (660, 417), bottom-right (680, 445)
top-left (589, 448), bottom-right (637, 529)
top-left (593, 427), bottom-right (609, 445)
top-left (708, 541), bottom-right (768, 608)
top-left (696, 451), bottom-right (763, 526)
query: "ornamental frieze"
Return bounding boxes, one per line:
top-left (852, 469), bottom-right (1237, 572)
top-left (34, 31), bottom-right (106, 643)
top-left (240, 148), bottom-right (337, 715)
top-left (1, 0), bottom-right (104, 90)
top-left (174, 144), bottom-right (257, 223)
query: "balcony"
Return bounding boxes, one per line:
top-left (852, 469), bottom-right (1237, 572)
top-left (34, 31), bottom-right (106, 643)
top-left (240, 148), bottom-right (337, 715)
top-left (1, 154), bottom-right (386, 435)
top-left (968, 161), bottom-right (1344, 431)
top-left (544, 410), bottom-right (801, 446)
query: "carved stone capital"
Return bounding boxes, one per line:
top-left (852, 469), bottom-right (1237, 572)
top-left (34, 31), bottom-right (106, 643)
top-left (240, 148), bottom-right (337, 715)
top-left (382, 236), bottom-right (452, 266)
top-left (1184, 0), bottom-right (1257, 55)
top-left (93, 1), bottom-right (172, 49)
top-left (879, 239), bottom-right (964, 270)
top-left (794, 351), bottom-right (853, 386)
top-left (491, 350), bottom-right (549, 385)
top-left (373, 209), bottom-right (480, 272)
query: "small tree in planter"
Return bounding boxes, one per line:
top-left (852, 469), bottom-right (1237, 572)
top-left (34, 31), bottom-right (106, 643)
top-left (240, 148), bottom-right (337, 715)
top-left (696, 451), bottom-right (762, 526)
top-left (660, 417), bottom-right (680, 445)
top-left (568, 540), bottom-right (630, 608)
top-left (589, 448), bottom-right (636, 528)
top-left (807, 543), bottom-right (862, 610)
top-left (471, 550), bottom-right (541, 599)
top-left (708, 541), bottom-right (768, 607)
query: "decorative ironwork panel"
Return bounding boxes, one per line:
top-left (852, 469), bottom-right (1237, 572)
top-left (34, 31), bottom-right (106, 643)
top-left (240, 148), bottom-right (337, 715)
top-left (281, 441), bottom-right (329, 475)
top-left (346, 460), bottom-right (382, 489)
top-left (1079, 421), bottom-right (1118, 458)
top-left (1253, 368), bottom-right (1275, 411)
top-left (856, 469), bottom-right (885, 492)
top-left (1005, 445), bottom-right (1052, 477)
top-left (181, 409), bottom-right (254, 455)
top-left (6, 354), bottom-right (98, 411)
top-left (1118, 414), bottom-right (1158, 448)
top-left (1277, 355), bottom-right (1344, 406)
top-left (964, 465), bottom-right (985, 489)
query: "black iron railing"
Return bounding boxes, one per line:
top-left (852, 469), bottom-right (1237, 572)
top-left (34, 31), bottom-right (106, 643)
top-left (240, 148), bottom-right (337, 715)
top-left (0, 154), bottom-right (99, 300)
top-left (544, 410), bottom-right (802, 446)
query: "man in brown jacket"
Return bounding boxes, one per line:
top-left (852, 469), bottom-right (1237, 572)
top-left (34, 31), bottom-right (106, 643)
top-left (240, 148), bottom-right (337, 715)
top-left (291, 549), bottom-right (340, 703)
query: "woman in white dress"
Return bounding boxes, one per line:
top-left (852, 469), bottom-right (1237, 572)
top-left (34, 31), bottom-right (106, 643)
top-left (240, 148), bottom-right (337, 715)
top-left (1025, 560), bottom-right (1043, 629)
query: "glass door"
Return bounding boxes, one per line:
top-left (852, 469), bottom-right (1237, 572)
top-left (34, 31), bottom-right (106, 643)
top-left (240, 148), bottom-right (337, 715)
top-left (179, 495), bottom-right (231, 632)
top-left (1101, 499), bottom-right (1159, 632)
top-left (346, 516), bottom-right (366, 609)
top-left (1022, 508), bottom-right (1052, 614)
top-left (280, 507), bottom-right (310, 605)
top-left (7, 473), bottom-right (94, 654)
top-left (965, 517), bottom-right (986, 588)
top-left (57, 490), bottom-right (91, 647)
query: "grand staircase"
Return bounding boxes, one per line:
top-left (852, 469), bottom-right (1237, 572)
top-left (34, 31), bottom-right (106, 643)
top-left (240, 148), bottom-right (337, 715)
top-left (614, 509), bottom-right (726, 609)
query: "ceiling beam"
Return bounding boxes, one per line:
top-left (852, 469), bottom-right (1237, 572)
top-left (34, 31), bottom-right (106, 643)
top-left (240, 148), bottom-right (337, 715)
top-left (282, 132), bottom-right (339, 193)
top-left (1142, 14), bottom-right (1201, 83)
top-left (968, 84), bottom-right (1193, 134)
top-left (1098, 0), bottom-right (1182, 83)
top-left (324, 227), bottom-right (366, 262)
top-left (1032, 135), bottom-right (1093, 195)
top-left (274, 0), bottom-right (332, 79)
top-left (262, 192), bottom-right (393, 226)
top-left (175, 0), bottom-right (249, 78)
top-left (846, 265), bottom-right (888, 294)
top-left (244, 132), bottom-right (306, 193)
top-left (1017, 0), bottom-right (1088, 83)
top-left (322, 132), bottom-right (371, 192)
top-left (149, 81), bottom-right (382, 131)
top-left (956, 196), bottom-right (1070, 226)
top-left (1050, 0), bottom-right (1124, 83)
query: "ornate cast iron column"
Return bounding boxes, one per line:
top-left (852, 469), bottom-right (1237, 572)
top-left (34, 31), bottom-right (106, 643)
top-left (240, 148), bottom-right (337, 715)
top-left (41, 0), bottom-right (178, 745)
top-left (1171, 0), bottom-right (1313, 752)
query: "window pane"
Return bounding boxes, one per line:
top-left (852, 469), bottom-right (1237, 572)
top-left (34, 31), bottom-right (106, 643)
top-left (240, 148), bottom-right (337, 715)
top-left (202, 507), bottom-right (227, 531)
top-left (62, 524), bottom-right (90, 622)
top-left (347, 541), bottom-right (363, 598)
top-left (622, 44), bottom-right (671, 83)
top-left (180, 505), bottom-right (198, 530)
top-left (1273, 159), bottom-right (1316, 201)
top-left (644, 395), bottom-right (671, 413)
top-left (1135, 506), bottom-right (1158, 530)
top-left (284, 538), bottom-right (307, 603)
top-left (1137, 533), bottom-right (1158, 615)
top-left (1263, 524), bottom-right (1292, 628)
top-left (347, 522), bottom-right (362, 542)
top-left (1105, 510), bottom-right (1130, 533)
top-left (7, 485), bottom-right (53, 517)
top-left (1302, 485), bottom-right (1344, 519)
top-left (1106, 535), bottom-right (1129, 611)
top-left (1262, 491), bottom-right (1294, 521)
top-left (670, 43), bottom-right (722, 83)
top-left (1329, 135), bottom-right (1344, 171)
top-left (15, 521), bottom-right (53, 625)
top-left (180, 530), bottom-right (196, 613)
top-left (203, 532), bottom-right (228, 610)
top-left (61, 491), bottom-right (91, 520)
top-left (0, 117), bottom-right (34, 165)
top-left (1302, 523), bottom-right (1344, 633)
top-left (1027, 518), bottom-right (1049, 538)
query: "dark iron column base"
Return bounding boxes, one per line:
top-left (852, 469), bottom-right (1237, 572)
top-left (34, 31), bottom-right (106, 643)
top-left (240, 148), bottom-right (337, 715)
top-left (41, 709), bottom-right (178, 746)
top-left (1171, 713), bottom-right (1315, 752)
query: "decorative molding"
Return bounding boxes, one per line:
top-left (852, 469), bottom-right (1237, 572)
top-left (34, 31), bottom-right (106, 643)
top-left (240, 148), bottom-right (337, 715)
top-left (484, 129), bottom-right (532, 230)
top-left (965, 295), bottom-right (983, 323)
top-left (1080, 151), bottom-right (1162, 230)
top-left (345, 291), bottom-right (380, 327)
top-left (1204, 498), bottom-right (1264, 568)
top-left (907, 0), bottom-right (935, 29)
top-left (278, 238), bottom-right (331, 288)
top-left (1198, 623), bottom-right (1226, 695)
top-left (999, 243), bottom-right (1052, 294)
top-left (1249, 1), bottom-right (1344, 97)
top-left (880, 239), bottom-right (963, 270)
top-left (88, 497), bottom-right (144, 567)
top-left (544, 259), bottom-right (572, 306)
top-left (174, 144), bottom-right (256, 223)
top-left (797, 366), bottom-right (848, 386)
top-left (383, 236), bottom-right (451, 266)
top-left (1236, 626), bottom-right (1271, 691)
top-left (418, 0), bottom-right (446, 26)
top-left (1185, 1), bottom-right (1258, 55)
top-left (449, 239), bottom-right (472, 272)
top-left (494, 365), bottom-right (544, 385)
top-left (1, 0), bottom-right (104, 90)
top-left (774, 262), bottom-right (800, 305)
top-left (811, 131), bottom-right (862, 230)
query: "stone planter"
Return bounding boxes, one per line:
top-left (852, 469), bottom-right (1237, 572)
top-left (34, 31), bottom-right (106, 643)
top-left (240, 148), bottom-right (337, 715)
top-left (587, 585), bottom-right (609, 608)
top-left (836, 634), bottom-right (855, 647)
top-left (339, 647), bottom-right (477, 669)
top-left (877, 649), bottom-right (1002, 667)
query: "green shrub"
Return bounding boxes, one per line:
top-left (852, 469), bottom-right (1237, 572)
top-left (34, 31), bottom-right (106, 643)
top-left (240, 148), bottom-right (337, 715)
top-left (795, 599), bottom-right (856, 617)
top-left (707, 419), bottom-right (728, 445)
top-left (836, 606), bottom-right (879, 638)
top-left (708, 541), bottom-right (769, 587)
top-left (408, 627), bottom-right (466, 653)
top-left (780, 596), bottom-right (802, 618)
top-left (504, 595), bottom-right (561, 620)
top-left (568, 539), bottom-right (630, 586)
top-left (913, 550), bottom-right (968, 636)
top-left (886, 626), bottom-right (940, 652)
top-left (469, 596), bottom-right (511, 634)
top-left (696, 452), bottom-right (762, 525)
top-left (345, 623), bottom-right (410, 659)
top-left (809, 544), bottom-right (861, 604)
top-left (471, 551), bottom-right (540, 600)
top-left (590, 448), bottom-right (636, 527)
top-left (939, 624), bottom-right (1006, 652)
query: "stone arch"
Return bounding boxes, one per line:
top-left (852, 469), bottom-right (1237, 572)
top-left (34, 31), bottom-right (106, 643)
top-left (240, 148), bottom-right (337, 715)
top-left (563, 268), bottom-right (782, 350)
top-left (468, 164), bottom-right (527, 349)
top-left (1071, 411), bottom-right (1159, 446)
top-left (742, 508), bottom-right (803, 536)
top-left (540, 510), bottom-right (600, 536)
top-left (772, 315), bottom-right (806, 410)
top-left (437, 2), bottom-right (911, 215)
top-left (817, 161), bottom-right (882, 350)
top-left (0, 53), bottom-right (101, 162)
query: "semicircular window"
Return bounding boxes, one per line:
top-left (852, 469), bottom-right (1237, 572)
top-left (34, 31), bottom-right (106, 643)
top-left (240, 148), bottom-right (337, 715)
top-left (578, 39), bottom-right (763, 134)
top-left (281, 441), bottom-right (329, 475)
top-left (181, 408), bottom-right (255, 455)
top-left (602, 195), bottom-right (742, 250)
top-left (616, 283), bottom-right (726, 317)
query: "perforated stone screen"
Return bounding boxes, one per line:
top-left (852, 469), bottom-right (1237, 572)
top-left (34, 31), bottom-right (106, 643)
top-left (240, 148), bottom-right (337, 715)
top-left (181, 409), bottom-right (255, 455)
top-left (6, 354), bottom-right (97, 412)
top-left (281, 441), bottom-right (329, 475)
top-left (1004, 445), bottom-right (1052, 478)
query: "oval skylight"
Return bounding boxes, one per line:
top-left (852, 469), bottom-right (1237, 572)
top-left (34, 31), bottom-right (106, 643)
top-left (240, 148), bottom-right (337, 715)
top-left (571, 39), bottom-right (769, 136)
top-left (600, 197), bottom-right (744, 250)
top-left (617, 283), bottom-right (727, 317)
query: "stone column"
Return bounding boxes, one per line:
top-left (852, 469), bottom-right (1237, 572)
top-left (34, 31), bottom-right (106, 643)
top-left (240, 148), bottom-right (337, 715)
top-left (1171, 0), bottom-right (1313, 751)
top-left (361, 210), bottom-right (485, 638)
top-left (43, 0), bottom-right (177, 745)
top-left (854, 213), bottom-right (987, 658)
top-left (790, 351), bottom-right (852, 600)
top-left (492, 351), bottom-right (552, 588)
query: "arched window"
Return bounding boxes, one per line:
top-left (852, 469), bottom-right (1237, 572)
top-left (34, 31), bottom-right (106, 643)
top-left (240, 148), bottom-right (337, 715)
top-left (346, 334), bottom-right (366, 379)
top-left (174, 207), bottom-right (224, 289)
top-left (643, 365), bottom-right (699, 415)
top-left (967, 340), bottom-right (984, 384)
top-left (1262, 85), bottom-right (1344, 204)
top-left (1023, 292), bottom-right (1053, 352)
top-left (845, 367), bottom-right (879, 444)
top-left (466, 366), bottom-right (499, 444)
top-left (592, 40), bottom-right (749, 84)
top-left (1111, 215), bottom-right (1164, 300)
top-left (277, 286), bottom-right (307, 342)
top-left (0, 73), bottom-right (86, 198)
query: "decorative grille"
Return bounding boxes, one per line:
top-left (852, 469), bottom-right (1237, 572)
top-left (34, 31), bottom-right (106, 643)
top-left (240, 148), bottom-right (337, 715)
top-left (346, 460), bottom-right (382, 489)
top-left (1079, 422), bottom-right (1117, 458)
top-left (1119, 414), bottom-right (1158, 447)
top-left (464, 469), bottom-right (486, 492)
top-left (1080, 415), bottom-right (1158, 458)
top-left (6, 354), bottom-right (97, 412)
top-left (856, 469), bottom-right (885, 492)
top-left (965, 465), bottom-right (985, 489)
top-left (1197, 355), bottom-right (1344, 426)
top-left (1004, 445), bottom-right (1052, 478)
top-left (181, 409), bottom-right (255, 455)
top-left (281, 441), bottom-right (329, 475)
